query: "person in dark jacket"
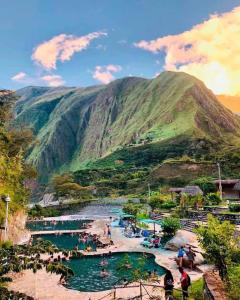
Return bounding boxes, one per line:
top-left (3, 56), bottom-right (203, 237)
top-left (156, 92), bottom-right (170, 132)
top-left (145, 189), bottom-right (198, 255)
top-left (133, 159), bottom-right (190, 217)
top-left (164, 270), bottom-right (174, 299)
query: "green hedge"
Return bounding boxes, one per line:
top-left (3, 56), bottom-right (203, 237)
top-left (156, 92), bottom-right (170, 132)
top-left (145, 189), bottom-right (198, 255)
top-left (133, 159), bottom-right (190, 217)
top-left (229, 203), bottom-right (240, 212)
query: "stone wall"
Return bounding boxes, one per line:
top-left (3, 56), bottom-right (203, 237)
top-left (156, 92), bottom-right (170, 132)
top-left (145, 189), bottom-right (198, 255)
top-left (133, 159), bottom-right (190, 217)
top-left (203, 271), bottom-right (228, 300)
top-left (0, 210), bottom-right (30, 244)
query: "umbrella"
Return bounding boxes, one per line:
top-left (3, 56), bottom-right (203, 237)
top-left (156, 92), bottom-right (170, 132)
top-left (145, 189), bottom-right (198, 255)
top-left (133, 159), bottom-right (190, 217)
top-left (138, 219), bottom-right (162, 234)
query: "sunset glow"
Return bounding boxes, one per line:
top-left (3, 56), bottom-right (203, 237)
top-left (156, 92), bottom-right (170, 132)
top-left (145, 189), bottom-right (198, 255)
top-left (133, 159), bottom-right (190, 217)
top-left (135, 6), bottom-right (240, 96)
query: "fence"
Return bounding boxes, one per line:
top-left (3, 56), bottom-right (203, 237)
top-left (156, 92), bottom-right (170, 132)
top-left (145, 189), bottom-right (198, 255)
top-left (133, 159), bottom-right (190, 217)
top-left (94, 280), bottom-right (182, 300)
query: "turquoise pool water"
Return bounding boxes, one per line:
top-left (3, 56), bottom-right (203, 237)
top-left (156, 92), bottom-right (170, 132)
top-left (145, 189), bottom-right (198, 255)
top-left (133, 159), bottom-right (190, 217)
top-left (63, 252), bottom-right (166, 292)
top-left (27, 220), bottom-right (92, 231)
top-left (34, 233), bottom-right (97, 251)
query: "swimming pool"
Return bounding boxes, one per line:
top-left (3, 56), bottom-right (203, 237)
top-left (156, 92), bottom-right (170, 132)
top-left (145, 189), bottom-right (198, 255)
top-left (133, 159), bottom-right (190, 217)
top-left (34, 233), bottom-right (97, 251)
top-left (63, 252), bottom-right (166, 292)
top-left (27, 219), bottom-right (92, 231)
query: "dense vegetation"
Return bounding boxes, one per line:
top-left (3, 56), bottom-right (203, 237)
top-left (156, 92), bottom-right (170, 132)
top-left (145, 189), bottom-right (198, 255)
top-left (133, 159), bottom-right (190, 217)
top-left (0, 90), bottom-right (35, 226)
top-left (28, 204), bottom-right (61, 218)
top-left (196, 215), bottom-right (240, 298)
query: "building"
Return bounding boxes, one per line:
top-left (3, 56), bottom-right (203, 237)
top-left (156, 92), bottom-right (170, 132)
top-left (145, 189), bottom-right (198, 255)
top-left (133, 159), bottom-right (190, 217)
top-left (214, 179), bottom-right (240, 200)
top-left (169, 185), bottom-right (203, 200)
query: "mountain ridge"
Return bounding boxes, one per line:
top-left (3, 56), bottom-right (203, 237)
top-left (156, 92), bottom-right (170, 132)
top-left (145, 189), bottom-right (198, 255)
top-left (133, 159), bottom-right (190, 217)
top-left (13, 71), bottom-right (240, 180)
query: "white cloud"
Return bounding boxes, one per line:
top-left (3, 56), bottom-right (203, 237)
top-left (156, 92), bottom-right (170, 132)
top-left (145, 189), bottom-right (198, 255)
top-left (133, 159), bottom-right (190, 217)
top-left (32, 31), bottom-right (107, 70)
top-left (41, 75), bottom-right (65, 87)
top-left (93, 64), bottom-right (122, 84)
top-left (135, 6), bottom-right (240, 95)
top-left (11, 72), bottom-right (27, 82)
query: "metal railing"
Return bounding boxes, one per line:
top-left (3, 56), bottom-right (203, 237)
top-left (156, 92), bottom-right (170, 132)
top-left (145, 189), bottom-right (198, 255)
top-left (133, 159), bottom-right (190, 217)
top-left (94, 280), bottom-right (182, 300)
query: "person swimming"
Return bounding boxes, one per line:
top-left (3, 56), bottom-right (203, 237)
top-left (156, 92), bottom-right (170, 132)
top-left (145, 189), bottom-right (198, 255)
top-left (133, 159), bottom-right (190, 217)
top-left (100, 268), bottom-right (109, 277)
top-left (100, 258), bottom-right (108, 266)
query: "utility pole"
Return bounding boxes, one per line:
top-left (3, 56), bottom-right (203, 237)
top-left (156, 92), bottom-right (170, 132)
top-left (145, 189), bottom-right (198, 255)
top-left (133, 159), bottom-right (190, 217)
top-left (217, 162), bottom-right (223, 201)
top-left (4, 195), bottom-right (11, 241)
top-left (148, 183), bottom-right (151, 202)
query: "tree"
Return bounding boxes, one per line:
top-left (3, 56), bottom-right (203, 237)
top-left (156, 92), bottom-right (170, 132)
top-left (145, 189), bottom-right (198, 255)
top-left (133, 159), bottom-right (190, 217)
top-left (196, 214), bottom-right (239, 280)
top-left (191, 177), bottom-right (216, 194)
top-left (51, 173), bottom-right (93, 199)
top-left (0, 240), bottom-right (74, 298)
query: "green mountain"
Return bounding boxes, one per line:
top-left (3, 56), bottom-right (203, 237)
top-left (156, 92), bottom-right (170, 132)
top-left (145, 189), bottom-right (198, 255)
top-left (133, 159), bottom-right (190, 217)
top-left (14, 71), bottom-right (240, 180)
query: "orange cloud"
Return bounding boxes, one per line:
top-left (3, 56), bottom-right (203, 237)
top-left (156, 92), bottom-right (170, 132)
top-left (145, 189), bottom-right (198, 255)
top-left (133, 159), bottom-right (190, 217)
top-left (93, 65), bottom-right (122, 84)
top-left (135, 6), bottom-right (240, 95)
top-left (32, 32), bottom-right (107, 70)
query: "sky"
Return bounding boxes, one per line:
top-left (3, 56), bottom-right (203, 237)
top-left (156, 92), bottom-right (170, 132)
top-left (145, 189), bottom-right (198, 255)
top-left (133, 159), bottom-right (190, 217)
top-left (1, 0), bottom-right (240, 96)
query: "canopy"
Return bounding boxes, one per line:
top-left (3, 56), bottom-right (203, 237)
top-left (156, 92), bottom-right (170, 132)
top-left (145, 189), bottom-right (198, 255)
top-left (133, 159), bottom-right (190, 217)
top-left (111, 208), bottom-right (122, 213)
top-left (118, 213), bottom-right (135, 218)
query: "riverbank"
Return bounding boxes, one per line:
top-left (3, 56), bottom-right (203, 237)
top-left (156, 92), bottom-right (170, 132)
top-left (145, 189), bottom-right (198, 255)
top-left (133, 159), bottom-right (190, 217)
top-left (9, 219), bottom-right (210, 299)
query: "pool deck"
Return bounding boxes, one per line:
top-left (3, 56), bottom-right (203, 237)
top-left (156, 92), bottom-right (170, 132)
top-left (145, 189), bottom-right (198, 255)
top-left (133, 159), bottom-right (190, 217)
top-left (9, 218), bottom-right (210, 300)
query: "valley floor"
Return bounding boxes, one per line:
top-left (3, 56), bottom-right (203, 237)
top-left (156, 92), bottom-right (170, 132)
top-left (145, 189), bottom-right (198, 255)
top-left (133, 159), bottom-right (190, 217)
top-left (9, 219), bottom-right (209, 300)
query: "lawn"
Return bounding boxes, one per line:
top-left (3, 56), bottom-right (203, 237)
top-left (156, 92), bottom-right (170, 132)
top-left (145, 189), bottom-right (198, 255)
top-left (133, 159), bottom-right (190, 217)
top-left (173, 278), bottom-right (204, 300)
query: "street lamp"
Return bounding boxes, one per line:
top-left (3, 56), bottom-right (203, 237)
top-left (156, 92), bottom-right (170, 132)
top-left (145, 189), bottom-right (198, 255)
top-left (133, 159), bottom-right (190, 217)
top-left (4, 195), bottom-right (11, 241)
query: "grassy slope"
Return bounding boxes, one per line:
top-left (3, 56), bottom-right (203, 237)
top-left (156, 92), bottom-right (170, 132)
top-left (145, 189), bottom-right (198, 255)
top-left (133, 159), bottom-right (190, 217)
top-left (14, 72), bottom-right (240, 180)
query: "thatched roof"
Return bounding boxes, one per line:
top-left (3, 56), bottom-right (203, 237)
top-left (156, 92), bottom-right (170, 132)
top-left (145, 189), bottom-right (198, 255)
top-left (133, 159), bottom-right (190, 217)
top-left (214, 179), bottom-right (240, 185)
top-left (169, 187), bottom-right (184, 193)
top-left (182, 185), bottom-right (203, 196)
top-left (234, 181), bottom-right (240, 191)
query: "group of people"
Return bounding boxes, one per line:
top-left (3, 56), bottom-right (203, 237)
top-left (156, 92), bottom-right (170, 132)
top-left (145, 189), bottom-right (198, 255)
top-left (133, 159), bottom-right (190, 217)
top-left (164, 267), bottom-right (191, 300)
top-left (73, 232), bottom-right (100, 252)
top-left (99, 252), bottom-right (113, 277)
top-left (177, 245), bottom-right (196, 270)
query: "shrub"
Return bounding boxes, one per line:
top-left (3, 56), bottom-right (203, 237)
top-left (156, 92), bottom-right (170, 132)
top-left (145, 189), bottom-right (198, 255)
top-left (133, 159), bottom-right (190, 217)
top-left (136, 212), bottom-right (149, 219)
top-left (229, 203), bottom-right (240, 212)
top-left (148, 195), bottom-right (164, 210)
top-left (161, 217), bottom-right (181, 236)
top-left (205, 192), bottom-right (222, 205)
top-left (28, 204), bottom-right (61, 218)
top-left (0, 240), bottom-right (12, 249)
top-left (160, 201), bottom-right (177, 209)
top-left (227, 265), bottom-right (240, 299)
top-left (123, 203), bottom-right (143, 216)
top-left (148, 193), bottom-right (172, 210)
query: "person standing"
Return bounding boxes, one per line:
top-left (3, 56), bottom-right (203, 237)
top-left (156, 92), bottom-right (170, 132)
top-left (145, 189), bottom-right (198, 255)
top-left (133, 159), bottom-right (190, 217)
top-left (163, 270), bottom-right (174, 299)
top-left (107, 224), bottom-right (111, 238)
top-left (178, 267), bottom-right (191, 299)
top-left (177, 246), bottom-right (186, 267)
top-left (186, 246), bottom-right (195, 270)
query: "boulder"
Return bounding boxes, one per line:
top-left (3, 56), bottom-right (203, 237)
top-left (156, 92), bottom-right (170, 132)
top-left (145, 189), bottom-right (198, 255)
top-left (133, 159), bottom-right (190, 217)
top-left (164, 230), bottom-right (198, 251)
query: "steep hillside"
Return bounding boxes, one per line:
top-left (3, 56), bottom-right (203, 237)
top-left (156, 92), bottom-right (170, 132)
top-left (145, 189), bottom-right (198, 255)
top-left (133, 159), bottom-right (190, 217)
top-left (14, 71), bottom-right (240, 180)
